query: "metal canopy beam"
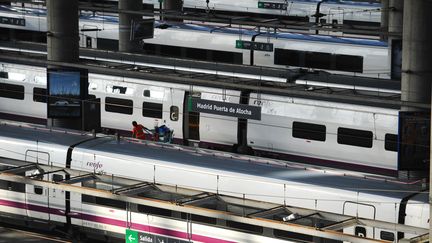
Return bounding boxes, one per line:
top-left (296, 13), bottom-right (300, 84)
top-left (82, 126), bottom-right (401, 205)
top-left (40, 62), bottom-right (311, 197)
top-left (0, 164), bottom-right (40, 174)
top-left (0, 172), bottom-right (425, 243)
top-left (61, 173), bottom-right (97, 184)
top-left (112, 182), bottom-right (152, 195)
top-left (322, 218), bottom-right (358, 231)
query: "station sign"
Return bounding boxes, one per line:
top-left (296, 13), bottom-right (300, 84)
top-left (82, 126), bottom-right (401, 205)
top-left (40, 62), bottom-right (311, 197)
top-left (0, 16), bottom-right (25, 26)
top-left (125, 229), bottom-right (188, 243)
top-left (258, 2), bottom-right (287, 10)
top-left (236, 40), bottom-right (273, 52)
top-left (188, 97), bottom-right (261, 120)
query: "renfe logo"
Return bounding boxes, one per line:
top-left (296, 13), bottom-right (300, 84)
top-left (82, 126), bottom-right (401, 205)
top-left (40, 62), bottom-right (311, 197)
top-left (86, 161), bottom-right (103, 170)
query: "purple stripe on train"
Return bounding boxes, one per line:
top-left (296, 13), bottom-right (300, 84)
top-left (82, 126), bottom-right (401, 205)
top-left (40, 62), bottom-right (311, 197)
top-left (0, 198), bottom-right (235, 243)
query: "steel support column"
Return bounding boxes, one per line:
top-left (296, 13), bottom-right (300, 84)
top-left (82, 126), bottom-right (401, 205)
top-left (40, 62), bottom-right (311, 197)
top-left (46, 0), bottom-right (81, 130)
top-left (119, 0), bottom-right (142, 53)
top-left (380, 0), bottom-right (389, 41)
top-left (163, 0), bottom-right (183, 22)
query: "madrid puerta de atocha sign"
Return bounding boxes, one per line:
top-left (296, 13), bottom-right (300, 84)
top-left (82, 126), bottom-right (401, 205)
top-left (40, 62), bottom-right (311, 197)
top-left (188, 97), bottom-right (261, 120)
top-left (125, 229), bottom-right (189, 243)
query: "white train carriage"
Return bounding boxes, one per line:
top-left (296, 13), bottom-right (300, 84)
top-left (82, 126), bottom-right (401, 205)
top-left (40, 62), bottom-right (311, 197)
top-left (0, 124), bottom-right (427, 242)
top-left (89, 73), bottom-right (241, 146)
top-left (144, 0), bottom-right (382, 25)
top-left (0, 63), bottom-right (241, 148)
top-left (0, 5), bottom-right (390, 78)
top-left (247, 93), bottom-right (399, 173)
top-left (253, 32), bottom-right (389, 78)
top-left (0, 61), bottom-right (401, 174)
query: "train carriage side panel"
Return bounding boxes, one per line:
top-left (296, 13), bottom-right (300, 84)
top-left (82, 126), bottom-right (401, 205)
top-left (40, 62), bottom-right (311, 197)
top-left (256, 35), bottom-right (389, 78)
top-left (247, 93), bottom-right (398, 171)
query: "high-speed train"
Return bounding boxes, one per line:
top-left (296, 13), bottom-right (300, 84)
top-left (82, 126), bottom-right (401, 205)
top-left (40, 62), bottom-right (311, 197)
top-left (0, 62), bottom-right (400, 175)
top-left (103, 0), bottom-right (382, 27)
top-left (0, 5), bottom-right (390, 79)
top-left (0, 123), bottom-right (428, 242)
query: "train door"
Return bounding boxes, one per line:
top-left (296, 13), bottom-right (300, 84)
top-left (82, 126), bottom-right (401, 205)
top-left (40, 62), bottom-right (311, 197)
top-left (328, 8), bottom-right (344, 36)
top-left (25, 150), bottom-right (50, 220)
top-left (48, 172), bottom-right (67, 223)
top-left (343, 202), bottom-right (376, 239)
top-left (183, 91), bottom-right (200, 146)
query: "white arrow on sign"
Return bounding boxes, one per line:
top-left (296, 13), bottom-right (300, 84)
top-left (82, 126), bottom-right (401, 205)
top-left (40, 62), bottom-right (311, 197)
top-left (128, 234), bottom-right (136, 242)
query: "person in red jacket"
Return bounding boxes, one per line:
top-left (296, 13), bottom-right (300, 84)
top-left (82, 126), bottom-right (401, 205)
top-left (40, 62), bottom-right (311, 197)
top-left (131, 121), bottom-right (146, 140)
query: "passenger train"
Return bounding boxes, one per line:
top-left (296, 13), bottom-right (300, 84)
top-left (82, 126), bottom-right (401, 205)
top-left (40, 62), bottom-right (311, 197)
top-left (101, 0), bottom-right (382, 27)
top-left (0, 123), bottom-right (428, 242)
top-left (0, 62), bottom-right (400, 175)
top-left (0, 4), bottom-right (390, 79)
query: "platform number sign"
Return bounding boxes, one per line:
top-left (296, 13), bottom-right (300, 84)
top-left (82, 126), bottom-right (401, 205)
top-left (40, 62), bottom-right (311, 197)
top-left (126, 229), bottom-right (138, 243)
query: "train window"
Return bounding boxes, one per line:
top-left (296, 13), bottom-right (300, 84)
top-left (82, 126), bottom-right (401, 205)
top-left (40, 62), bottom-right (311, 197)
top-left (138, 205), bottom-right (171, 217)
top-left (82, 194), bottom-right (126, 209)
top-left (159, 45), bottom-right (182, 58)
top-left (385, 134), bottom-right (398, 152)
top-left (142, 102), bottom-right (163, 119)
top-left (0, 179), bottom-right (25, 192)
top-left (52, 174), bottom-right (63, 182)
top-left (0, 71), bottom-right (7, 79)
top-left (212, 50), bottom-right (243, 65)
top-left (292, 122), bottom-right (326, 141)
top-left (274, 230), bottom-right (313, 242)
top-left (337, 127), bottom-right (373, 148)
top-left (185, 47), bottom-right (208, 61)
top-left (335, 54), bottom-right (363, 72)
top-left (226, 221), bottom-right (263, 234)
top-left (181, 213), bottom-right (217, 225)
top-left (170, 106), bottom-right (179, 121)
top-left (305, 52), bottom-right (332, 69)
top-left (96, 38), bottom-right (118, 51)
top-left (274, 49), bottom-right (302, 66)
top-left (0, 83), bottom-right (24, 100)
top-left (143, 43), bottom-right (158, 55)
top-left (380, 231), bottom-right (395, 241)
top-left (33, 87), bottom-right (47, 103)
top-left (34, 186), bottom-right (43, 195)
top-left (143, 90), bottom-right (150, 97)
top-left (107, 85), bottom-right (132, 95)
top-left (355, 226), bottom-right (367, 237)
top-left (112, 85), bottom-right (127, 94)
top-left (105, 97), bottom-right (133, 115)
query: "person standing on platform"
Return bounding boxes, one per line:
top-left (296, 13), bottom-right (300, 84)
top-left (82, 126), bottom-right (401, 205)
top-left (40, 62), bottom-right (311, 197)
top-left (131, 121), bottom-right (146, 140)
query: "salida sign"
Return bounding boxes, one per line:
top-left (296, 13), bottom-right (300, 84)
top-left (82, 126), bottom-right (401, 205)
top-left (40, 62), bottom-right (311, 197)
top-left (188, 97), bottom-right (261, 120)
top-left (125, 229), bottom-right (188, 243)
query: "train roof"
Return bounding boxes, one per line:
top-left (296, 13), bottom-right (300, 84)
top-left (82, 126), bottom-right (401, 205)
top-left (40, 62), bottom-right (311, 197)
top-left (0, 122), bottom-right (93, 146)
top-left (0, 5), bottom-right (387, 47)
top-left (75, 134), bottom-right (425, 200)
top-left (0, 123), bottom-right (425, 202)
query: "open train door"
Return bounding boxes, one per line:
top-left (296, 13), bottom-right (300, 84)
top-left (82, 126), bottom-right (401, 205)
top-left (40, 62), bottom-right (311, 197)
top-left (183, 91), bottom-right (200, 146)
top-left (25, 150), bottom-right (50, 221)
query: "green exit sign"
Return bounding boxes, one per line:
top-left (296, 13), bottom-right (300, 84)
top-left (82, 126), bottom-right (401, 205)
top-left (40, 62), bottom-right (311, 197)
top-left (125, 229), bottom-right (138, 243)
